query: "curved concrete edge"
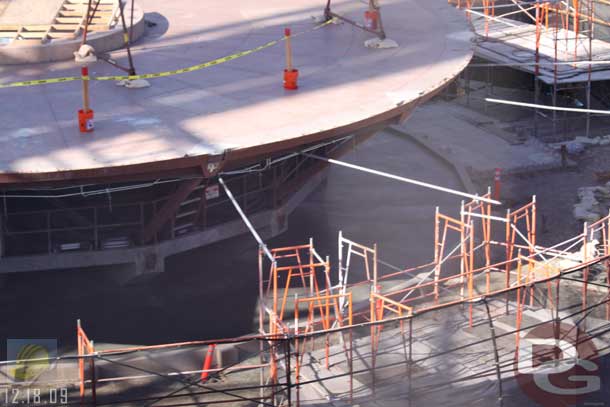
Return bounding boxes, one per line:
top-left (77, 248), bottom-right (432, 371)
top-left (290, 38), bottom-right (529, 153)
top-left (0, 4), bottom-right (145, 65)
top-left (386, 125), bottom-right (477, 195)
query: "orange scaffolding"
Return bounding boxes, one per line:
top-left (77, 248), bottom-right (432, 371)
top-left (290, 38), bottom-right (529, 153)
top-left (452, 0), bottom-right (600, 138)
top-left (77, 320), bottom-right (96, 405)
top-left (5, 189), bottom-right (609, 407)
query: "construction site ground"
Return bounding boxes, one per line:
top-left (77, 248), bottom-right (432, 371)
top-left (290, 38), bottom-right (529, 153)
top-left (2, 86), bottom-right (609, 346)
top-left (4, 80), bottom-right (610, 406)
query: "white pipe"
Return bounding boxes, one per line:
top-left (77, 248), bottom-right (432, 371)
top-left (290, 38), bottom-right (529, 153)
top-left (461, 211), bottom-right (508, 223)
top-left (486, 98), bottom-right (610, 115)
top-left (218, 177), bottom-right (274, 263)
top-left (304, 153), bottom-right (501, 205)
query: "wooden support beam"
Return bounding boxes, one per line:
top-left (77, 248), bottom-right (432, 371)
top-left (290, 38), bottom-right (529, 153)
top-left (140, 178), bottom-right (202, 244)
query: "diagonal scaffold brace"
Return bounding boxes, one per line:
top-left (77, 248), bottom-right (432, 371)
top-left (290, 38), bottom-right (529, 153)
top-left (217, 177), bottom-right (279, 403)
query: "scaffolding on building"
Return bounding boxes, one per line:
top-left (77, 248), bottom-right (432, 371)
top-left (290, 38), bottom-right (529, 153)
top-left (451, 0), bottom-right (610, 140)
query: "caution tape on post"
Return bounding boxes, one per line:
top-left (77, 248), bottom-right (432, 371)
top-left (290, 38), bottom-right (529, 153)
top-left (0, 19), bottom-right (334, 89)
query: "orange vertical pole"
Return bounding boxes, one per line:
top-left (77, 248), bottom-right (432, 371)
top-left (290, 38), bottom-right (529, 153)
top-left (460, 202), bottom-right (466, 301)
top-left (528, 258), bottom-right (536, 307)
top-left (468, 224), bottom-right (474, 327)
top-left (484, 192), bottom-right (492, 294)
top-left (200, 344), bottom-right (216, 382)
top-left (270, 315), bottom-right (277, 407)
top-left (606, 259), bottom-right (610, 320)
top-left (77, 320), bottom-right (85, 402)
top-left (273, 263), bottom-right (278, 319)
top-left (604, 217), bottom-right (610, 320)
top-left (88, 340), bottom-right (96, 406)
top-left (574, 0), bottom-right (580, 61)
top-left (325, 296), bottom-right (330, 369)
top-left (294, 295), bottom-right (300, 407)
top-left (296, 248), bottom-right (306, 287)
top-left (434, 207), bottom-right (440, 302)
top-left (484, 0), bottom-right (489, 37)
top-left (505, 208), bottom-right (512, 288)
top-left (535, 4), bottom-right (542, 77)
top-left (348, 293), bottom-right (354, 404)
top-left (563, 2), bottom-right (569, 59)
top-left (515, 251), bottom-right (523, 359)
top-left (258, 249), bottom-right (265, 403)
top-left (370, 292), bottom-right (376, 396)
top-left (582, 222), bottom-right (589, 314)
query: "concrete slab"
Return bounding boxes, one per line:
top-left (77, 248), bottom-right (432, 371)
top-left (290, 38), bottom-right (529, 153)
top-left (396, 100), bottom-right (562, 180)
top-left (0, 0), bottom-right (474, 183)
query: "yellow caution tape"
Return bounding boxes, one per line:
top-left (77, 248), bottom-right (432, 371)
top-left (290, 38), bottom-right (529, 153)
top-left (0, 19), bottom-right (333, 89)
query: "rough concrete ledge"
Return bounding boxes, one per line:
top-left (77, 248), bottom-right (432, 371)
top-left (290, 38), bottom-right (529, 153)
top-left (0, 4), bottom-right (145, 64)
top-left (386, 125), bottom-right (477, 194)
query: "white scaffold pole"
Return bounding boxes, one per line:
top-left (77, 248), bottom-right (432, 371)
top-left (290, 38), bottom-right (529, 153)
top-left (303, 153), bottom-right (501, 205)
top-left (218, 177), bottom-right (274, 262)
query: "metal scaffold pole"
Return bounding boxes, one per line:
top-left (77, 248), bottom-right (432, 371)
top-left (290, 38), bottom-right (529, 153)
top-left (586, 0), bottom-right (594, 137)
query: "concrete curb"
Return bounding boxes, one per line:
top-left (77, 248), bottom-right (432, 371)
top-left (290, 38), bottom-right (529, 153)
top-left (386, 125), bottom-right (478, 194)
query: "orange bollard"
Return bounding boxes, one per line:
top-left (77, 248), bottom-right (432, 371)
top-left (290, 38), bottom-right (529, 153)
top-left (364, 10), bottom-right (379, 30)
top-left (493, 168), bottom-right (501, 201)
top-left (200, 344), bottom-right (216, 382)
top-left (78, 109), bottom-right (94, 133)
top-left (78, 66), bottom-right (94, 133)
top-left (283, 28), bottom-right (298, 90)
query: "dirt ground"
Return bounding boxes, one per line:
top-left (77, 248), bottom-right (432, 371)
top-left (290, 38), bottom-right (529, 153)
top-left (473, 127), bottom-right (610, 249)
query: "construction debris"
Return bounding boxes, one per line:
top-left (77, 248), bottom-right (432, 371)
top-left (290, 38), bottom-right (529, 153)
top-left (573, 183), bottom-right (610, 222)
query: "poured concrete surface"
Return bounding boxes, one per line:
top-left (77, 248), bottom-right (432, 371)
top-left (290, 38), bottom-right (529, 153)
top-left (0, 0), bottom-right (65, 25)
top-left (397, 100), bottom-right (562, 178)
top-left (0, 0), bottom-right (473, 179)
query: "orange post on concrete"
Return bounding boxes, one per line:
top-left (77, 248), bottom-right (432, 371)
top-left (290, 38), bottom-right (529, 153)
top-left (77, 319), bottom-right (96, 404)
top-left (78, 66), bottom-right (94, 133)
top-left (283, 28), bottom-right (298, 90)
top-left (364, 0), bottom-right (379, 31)
top-left (201, 344), bottom-right (217, 382)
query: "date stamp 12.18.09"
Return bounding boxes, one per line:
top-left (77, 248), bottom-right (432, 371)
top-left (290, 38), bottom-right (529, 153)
top-left (2, 387), bottom-right (69, 405)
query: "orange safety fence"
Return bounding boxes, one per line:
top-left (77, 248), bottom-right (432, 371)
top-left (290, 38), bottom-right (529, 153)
top-left (77, 319), bottom-right (95, 404)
